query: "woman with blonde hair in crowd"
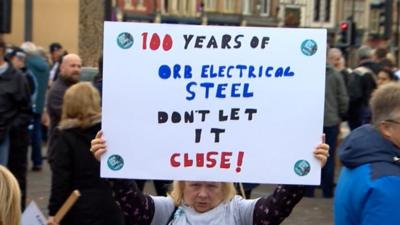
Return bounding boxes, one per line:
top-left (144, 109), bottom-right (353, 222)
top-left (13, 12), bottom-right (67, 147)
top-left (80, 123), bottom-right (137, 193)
top-left (0, 165), bottom-right (21, 225)
top-left (47, 82), bottom-right (125, 225)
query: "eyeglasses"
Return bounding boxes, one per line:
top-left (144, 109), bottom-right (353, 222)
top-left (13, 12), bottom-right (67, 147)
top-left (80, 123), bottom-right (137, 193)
top-left (384, 119), bottom-right (400, 125)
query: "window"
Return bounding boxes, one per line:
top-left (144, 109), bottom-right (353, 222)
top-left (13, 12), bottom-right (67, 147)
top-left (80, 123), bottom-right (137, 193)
top-left (313, 0), bottom-right (331, 22)
top-left (136, 0), bottom-right (145, 10)
top-left (224, 0), bottom-right (236, 13)
top-left (204, 0), bottom-right (217, 11)
top-left (124, 0), bottom-right (133, 10)
top-left (260, 0), bottom-right (269, 16)
top-left (243, 0), bottom-right (253, 15)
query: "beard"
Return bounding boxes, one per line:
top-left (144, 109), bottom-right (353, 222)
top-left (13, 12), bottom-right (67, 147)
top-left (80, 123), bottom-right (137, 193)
top-left (62, 73), bottom-right (80, 85)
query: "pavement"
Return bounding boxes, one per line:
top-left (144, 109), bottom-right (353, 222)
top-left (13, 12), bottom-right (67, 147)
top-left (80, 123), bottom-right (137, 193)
top-left (26, 159), bottom-right (333, 225)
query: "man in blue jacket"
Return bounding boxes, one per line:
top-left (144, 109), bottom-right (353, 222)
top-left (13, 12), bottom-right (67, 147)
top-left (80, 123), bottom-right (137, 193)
top-left (335, 83), bottom-right (400, 225)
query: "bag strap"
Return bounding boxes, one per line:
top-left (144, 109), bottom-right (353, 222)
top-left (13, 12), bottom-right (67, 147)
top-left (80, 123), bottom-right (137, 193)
top-left (166, 207), bottom-right (178, 225)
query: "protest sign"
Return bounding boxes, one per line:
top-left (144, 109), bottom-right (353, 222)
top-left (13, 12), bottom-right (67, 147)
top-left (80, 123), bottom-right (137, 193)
top-left (102, 22), bottom-right (326, 185)
top-left (22, 201), bottom-right (46, 225)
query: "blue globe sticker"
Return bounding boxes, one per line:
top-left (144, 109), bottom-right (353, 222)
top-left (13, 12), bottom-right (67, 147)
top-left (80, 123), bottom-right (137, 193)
top-left (301, 39), bottom-right (318, 56)
top-left (117, 32), bottom-right (134, 49)
top-left (107, 154), bottom-right (124, 171)
top-left (294, 160), bottom-right (311, 176)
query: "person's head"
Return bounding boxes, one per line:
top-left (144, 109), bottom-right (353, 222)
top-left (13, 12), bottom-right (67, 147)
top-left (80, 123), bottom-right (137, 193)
top-left (49, 42), bottom-right (63, 62)
top-left (20, 42), bottom-right (37, 55)
top-left (0, 165), bottom-right (21, 225)
top-left (373, 47), bottom-right (388, 61)
top-left (170, 181), bottom-right (236, 213)
top-left (371, 83), bottom-right (400, 148)
top-left (59, 82), bottom-right (101, 129)
top-left (59, 53), bottom-right (81, 83)
top-left (357, 46), bottom-right (372, 62)
top-left (327, 48), bottom-right (343, 69)
top-left (377, 69), bottom-right (397, 87)
top-left (7, 47), bottom-right (26, 70)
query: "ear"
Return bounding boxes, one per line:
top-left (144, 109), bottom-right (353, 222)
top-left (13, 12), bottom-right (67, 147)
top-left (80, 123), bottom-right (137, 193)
top-left (378, 122), bottom-right (392, 138)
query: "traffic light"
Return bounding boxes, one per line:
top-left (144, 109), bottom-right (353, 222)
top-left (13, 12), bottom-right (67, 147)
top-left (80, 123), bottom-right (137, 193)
top-left (338, 20), bottom-right (352, 47)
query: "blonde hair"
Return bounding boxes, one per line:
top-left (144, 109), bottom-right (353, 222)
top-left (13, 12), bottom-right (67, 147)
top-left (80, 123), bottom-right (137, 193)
top-left (59, 82), bottom-right (101, 129)
top-left (169, 181), bottom-right (236, 207)
top-left (0, 165), bottom-right (21, 225)
top-left (370, 83), bottom-right (400, 127)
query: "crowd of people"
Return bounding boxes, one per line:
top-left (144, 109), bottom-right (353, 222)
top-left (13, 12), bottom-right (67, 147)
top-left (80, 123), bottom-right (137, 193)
top-left (0, 37), bottom-right (399, 225)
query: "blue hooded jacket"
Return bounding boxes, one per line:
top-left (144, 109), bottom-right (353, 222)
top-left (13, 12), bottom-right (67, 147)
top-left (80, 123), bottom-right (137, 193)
top-left (334, 124), bottom-right (400, 225)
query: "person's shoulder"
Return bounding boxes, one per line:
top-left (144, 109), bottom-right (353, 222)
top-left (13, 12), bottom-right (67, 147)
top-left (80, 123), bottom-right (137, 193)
top-left (370, 162), bottom-right (400, 182)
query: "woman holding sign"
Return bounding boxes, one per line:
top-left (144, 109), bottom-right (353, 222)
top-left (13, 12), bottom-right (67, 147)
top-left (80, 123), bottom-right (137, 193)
top-left (90, 133), bottom-right (329, 225)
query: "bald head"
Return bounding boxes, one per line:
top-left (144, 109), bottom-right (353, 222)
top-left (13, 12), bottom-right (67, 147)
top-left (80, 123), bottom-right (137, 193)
top-left (60, 54), bottom-right (82, 83)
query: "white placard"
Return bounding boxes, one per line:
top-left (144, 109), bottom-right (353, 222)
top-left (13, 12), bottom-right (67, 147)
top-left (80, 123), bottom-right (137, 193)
top-left (22, 201), bottom-right (46, 225)
top-left (102, 22), bottom-right (326, 185)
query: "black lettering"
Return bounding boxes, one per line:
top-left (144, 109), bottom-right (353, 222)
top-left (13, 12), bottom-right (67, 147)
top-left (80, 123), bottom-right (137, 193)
top-left (211, 128), bottom-right (225, 143)
top-left (183, 34), bottom-right (194, 49)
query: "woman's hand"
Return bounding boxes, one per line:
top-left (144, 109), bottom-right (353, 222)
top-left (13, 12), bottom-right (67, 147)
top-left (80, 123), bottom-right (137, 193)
top-left (314, 134), bottom-right (330, 167)
top-left (47, 216), bottom-right (59, 225)
top-left (90, 131), bottom-right (106, 161)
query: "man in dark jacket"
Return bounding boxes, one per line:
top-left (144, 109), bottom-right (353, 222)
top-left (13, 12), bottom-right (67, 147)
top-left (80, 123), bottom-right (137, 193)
top-left (6, 46), bottom-right (35, 209)
top-left (335, 83), bottom-right (400, 225)
top-left (347, 46), bottom-right (378, 130)
top-left (46, 53), bottom-right (81, 164)
top-left (0, 42), bottom-right (32, 167)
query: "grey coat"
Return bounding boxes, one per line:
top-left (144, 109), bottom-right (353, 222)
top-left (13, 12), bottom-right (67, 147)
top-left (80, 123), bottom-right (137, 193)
top-left (324, 64), bottom-right (349, 127)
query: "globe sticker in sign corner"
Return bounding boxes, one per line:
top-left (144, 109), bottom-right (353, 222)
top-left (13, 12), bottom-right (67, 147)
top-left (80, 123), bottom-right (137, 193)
top-left (117, 32), bottom-right (134, 49)
top-left (107, 154), bottom-right (124, 171)
top-left (301, 39), bottom-right (318, 56)
top-left (294, 160), bottom-right (311, 176)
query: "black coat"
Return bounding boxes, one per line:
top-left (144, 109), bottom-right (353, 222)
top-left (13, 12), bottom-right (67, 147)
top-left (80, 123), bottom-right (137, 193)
top-left (0, 63), bottom-right (32, 141)
top-left (48, 122), bottom-right (125, 225)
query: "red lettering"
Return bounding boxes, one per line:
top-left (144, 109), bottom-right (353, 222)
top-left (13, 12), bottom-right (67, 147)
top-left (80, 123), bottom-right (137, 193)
top-left (184, 153), bottom-right (193, 167)
top-left (196, 153), bottom-right (204, 167)
top-left (220, 152), bottom-right (232, 169)
top-left (206, 152), bottom-right (218, 168)
top-left (170, 153), bottom-right (180, 167)
top-left (163, 34), bottom-right (173, 51)
top-left (150, 33), bottom-right (161, 50)
top-left (169, 151), bottom-right (244, 172)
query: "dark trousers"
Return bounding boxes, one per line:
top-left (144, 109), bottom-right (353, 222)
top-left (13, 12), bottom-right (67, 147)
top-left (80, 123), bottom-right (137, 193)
top-left (30, 113), bottom-right (43, 166)
top-left (305, 125), bottom-right (339, 198)
top-left (8, 125), bottom-right (30, 210)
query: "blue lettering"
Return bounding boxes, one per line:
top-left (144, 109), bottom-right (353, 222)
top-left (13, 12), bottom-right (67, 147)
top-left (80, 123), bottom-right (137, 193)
top-left (236, 65), bottom-right (246, 78)
top-left (248, 66), bottom-right (256, 78)
top-left (173, 65), bottom-right (181, 79)
top-left (231, 83), bottom-right (241, 97)
top-left (201, 65), bottom-right (209, 78)
top-left (243, 83), bottom-right (254, 97)
top-left (275, 67), bottom-right (283, 77)
top-left (216, 83), bottom-right (228, 98)
top-left (200, 82), bottom-right (214, 99)
top-left (184, 65), bottom-right (193, 78)
top-left (265, 66), bottom-right (273, 77)
top-left (284, 66), bottom-right (295, 77)
top-left (218, 66), bottom-right (226, 77)
top-left (186, 82), bottom-right (196, 101)
top-left (227, 66), bottom-right (234, 78)
top-left (158, 65), bottom-right (171, 79)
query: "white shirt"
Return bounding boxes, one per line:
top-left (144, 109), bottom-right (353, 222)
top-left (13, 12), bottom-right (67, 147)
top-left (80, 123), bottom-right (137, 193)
top-left (151, 196), bottom-right (257, 225)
